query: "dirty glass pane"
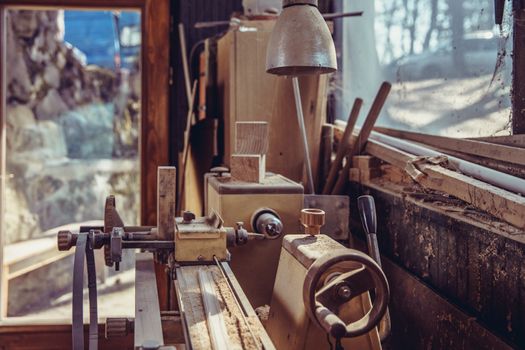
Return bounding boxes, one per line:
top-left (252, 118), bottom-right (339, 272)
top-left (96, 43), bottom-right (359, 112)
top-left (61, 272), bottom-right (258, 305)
top-left (3, 9), bottom-right (141, 318)
top-left (334, 0), bottom-right (512, 137)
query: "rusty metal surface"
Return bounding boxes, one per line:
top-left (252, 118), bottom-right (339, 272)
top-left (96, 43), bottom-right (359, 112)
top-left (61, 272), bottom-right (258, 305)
top-left (304, 194), bottom-right (349, 240)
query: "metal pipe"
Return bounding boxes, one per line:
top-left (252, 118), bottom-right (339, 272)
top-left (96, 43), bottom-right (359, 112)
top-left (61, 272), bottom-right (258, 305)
top-left (369, 130), bottom-right (525, 195)
top-left (292, 77), bottom-right (315, 194)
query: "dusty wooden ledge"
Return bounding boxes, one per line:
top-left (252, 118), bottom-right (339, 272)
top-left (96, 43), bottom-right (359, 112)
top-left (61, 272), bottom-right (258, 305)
top-left (348, 177), bottom-right (525, 348)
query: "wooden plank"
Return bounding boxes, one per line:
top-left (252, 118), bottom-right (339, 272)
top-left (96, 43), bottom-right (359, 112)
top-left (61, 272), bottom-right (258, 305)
top-left (365, 139), bottom-right (525, 229)
top-left (157, 167), bottom-right (176, 240)
top-left (230, 154), bottom-right (264, 183)
top-left (235, 121), bottom-right (269, 155)
top-left (417, 145), bottom-right (525, 179)
top-left (374, 126), bottom-right (525, 167)
top-left (135, 253), bottom-right (164, 348)
top-left (382, 257), bottom-right (513, 350)
top-left (0, 324), bottom-right (133, 350)
top-left (468, 134), bottom-right (525, 148)
top-left (357, 179), bottom-right (525, 346)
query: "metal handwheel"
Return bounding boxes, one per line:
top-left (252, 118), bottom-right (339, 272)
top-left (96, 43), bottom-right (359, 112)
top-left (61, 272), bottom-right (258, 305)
top-left (303, 248), bottom-right (390, 339)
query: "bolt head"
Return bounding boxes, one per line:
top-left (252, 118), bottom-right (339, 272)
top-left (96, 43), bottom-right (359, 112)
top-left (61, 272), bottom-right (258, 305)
top-left (337, 285), bottom-right (352, 300)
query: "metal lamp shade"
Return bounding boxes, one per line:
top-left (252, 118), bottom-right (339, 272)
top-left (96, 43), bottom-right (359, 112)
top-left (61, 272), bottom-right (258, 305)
top-left (266, 3), bottom-right (337, 76)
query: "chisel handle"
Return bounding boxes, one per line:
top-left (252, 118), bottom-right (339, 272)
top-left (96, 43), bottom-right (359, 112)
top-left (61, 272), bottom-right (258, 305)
top-left (358, 195), bottom-right (377, 235)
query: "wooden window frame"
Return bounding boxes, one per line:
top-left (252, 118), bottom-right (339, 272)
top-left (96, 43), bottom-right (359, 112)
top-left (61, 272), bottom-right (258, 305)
top-left (0, 0), bottom-right (170, 323)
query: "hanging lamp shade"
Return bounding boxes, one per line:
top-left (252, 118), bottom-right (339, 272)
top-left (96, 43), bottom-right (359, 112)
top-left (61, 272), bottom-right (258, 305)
top-left (266, 0), bottom-right (337, 76)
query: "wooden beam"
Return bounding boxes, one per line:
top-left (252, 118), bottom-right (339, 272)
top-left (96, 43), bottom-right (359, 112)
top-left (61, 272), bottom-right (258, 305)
top-left (141, 0), bottom-right (170, 226)
top-left (374, 127), bottom-right (525, 166)
top-left (135, 253), bottom-right (164, 348)
top-left (468, 134), bottom-right (525, 148)
top-left (365, 140), bottom-right (525, 229)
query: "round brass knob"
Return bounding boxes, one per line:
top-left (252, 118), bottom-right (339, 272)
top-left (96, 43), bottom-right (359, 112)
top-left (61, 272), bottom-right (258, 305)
top-left (301, 208), bottom-right (325, 236)
top-left (57, 230), bottom-right (76, 251)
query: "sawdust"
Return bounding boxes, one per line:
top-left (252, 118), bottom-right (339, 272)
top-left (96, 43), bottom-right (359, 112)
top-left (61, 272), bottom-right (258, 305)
top-left (178, 265), bottom-right (264, 350)
top-left (211, 268), bottom-right (262, 350)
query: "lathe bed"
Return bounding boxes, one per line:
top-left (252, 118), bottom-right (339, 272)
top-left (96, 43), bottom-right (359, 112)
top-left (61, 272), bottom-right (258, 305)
top-left (175, 262), bottom-right (274, 350)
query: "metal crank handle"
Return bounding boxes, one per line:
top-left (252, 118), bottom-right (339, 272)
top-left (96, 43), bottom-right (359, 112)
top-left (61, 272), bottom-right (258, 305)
top-left (315, 305), bottom-right (347, 339)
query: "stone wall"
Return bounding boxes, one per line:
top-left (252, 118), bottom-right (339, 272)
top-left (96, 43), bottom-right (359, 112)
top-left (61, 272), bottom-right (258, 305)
top-left (5, 10), bottom-right (140, 244)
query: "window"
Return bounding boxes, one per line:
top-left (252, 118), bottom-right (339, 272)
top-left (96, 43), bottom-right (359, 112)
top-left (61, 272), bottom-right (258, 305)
top-left (1, 8), bottom-right (141, 320)
top-left (334, 0), bottom-right (512, 137)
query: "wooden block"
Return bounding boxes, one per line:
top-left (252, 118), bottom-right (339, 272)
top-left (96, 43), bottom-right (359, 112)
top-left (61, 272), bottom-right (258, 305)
top-left (157, 166), bottom-right (176, 240)
top-left (349, 168), bottom-right (361, 182)
top-left (349, 168), bottom-right (381, 183)
top-left (235, 121), bottom-right (269, 155)
top-left (381, 165), bottom-right (414, 184)
top-left (231, 154), bottom-right (264, 183)
top-left (352, 155), bottom-right (381, 170)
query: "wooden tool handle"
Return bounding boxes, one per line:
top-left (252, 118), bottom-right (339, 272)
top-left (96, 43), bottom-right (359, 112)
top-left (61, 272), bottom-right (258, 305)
top-left (322, 98), bottom-right (363, 194)
top-left (331, 82), bottom-right (391, 195)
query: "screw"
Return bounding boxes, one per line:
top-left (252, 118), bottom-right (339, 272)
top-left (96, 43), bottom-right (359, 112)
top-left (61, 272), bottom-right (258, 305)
top-left (337, 285), bottom-right (352, 300)
top-left (197, 255), bottom-right (205, 261)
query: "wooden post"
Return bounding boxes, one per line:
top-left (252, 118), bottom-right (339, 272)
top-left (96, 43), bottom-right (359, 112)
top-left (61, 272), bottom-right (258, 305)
top-left (513, 4), bottom-right (525, 134)
top-left (157, 167), bottom-right (176, 240)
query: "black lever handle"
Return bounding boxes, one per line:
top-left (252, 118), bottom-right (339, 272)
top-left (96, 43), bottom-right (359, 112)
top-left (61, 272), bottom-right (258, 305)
top-left (358, 195), bottom-right (377, 235)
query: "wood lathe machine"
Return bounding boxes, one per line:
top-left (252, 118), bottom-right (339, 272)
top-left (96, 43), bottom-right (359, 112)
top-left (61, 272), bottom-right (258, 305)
top-left (56, 124), bottom-right (390, 350)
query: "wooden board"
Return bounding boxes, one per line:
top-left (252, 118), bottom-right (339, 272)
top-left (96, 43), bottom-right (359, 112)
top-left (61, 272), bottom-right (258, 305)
top-left (365, 140), bottom-right (525, 229)
top-left (157, 167), bottom-right (176, 240)
top-left (381, 256), bottom-right (514, 350)
top-left (469, 134), bottom-right (525, 148)
top-left (135, 253), bottom-right (164, 348)
top-left (374, 127), bottom-right (525, 167)
top-left (217, 20), bottom-right (327, 188)
top-left (351, 180), bottom-right (525, 347)
top-left (0, 324), bottom-right (133, 350)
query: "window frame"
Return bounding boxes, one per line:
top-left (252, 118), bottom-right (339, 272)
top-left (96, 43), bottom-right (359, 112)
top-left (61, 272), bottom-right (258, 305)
top-left (0, 0), bottom-right (170, 324)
